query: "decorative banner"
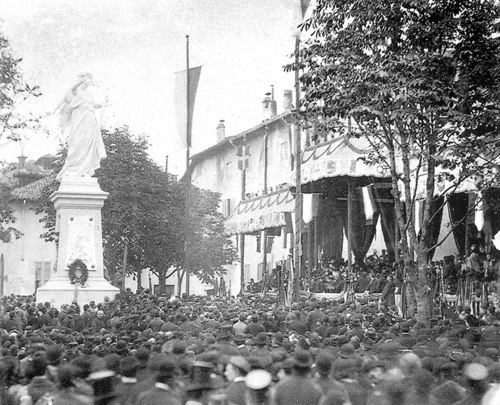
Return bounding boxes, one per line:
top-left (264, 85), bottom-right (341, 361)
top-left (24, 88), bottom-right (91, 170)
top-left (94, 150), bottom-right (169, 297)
top-left (302, 193), bottom-right (319, 224)
top-left (475, 191), bottom-right (484, 232)
top-left (414, 200), bottom-right (421, 236)
top-left (297, 137), bottom-right (390, 185)
top-left (492, 230), bottom-right (500, 250)
top-left (225, 191), bottom-right (295, 235)
top-left (361, 186), bottom-right (376, 222)
top-left (174, 66), bottom-right (202, 149)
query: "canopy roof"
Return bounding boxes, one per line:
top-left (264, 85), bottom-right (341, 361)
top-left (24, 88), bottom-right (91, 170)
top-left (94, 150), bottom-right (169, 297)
top-left (299, 136), bottom-right (389, 184)
top-left (225, 190), bottom-right (294, 235)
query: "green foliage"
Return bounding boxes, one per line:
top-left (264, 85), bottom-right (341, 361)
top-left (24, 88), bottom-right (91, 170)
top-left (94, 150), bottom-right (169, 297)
top-left (288, 0), bottom-right (500, 322)
top-left (184, 185), bottom-right (238, 284)
top-left (0, 33), bottom-right (42, 143)
top-left (36, 126), bottom-right (235, 288)
top-left (0, 32), bottom-right (42, 242)
top-left (0, 183), bottom-right (22, 242)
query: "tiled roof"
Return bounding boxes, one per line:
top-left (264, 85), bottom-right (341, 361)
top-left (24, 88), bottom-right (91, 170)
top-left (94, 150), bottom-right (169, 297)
top-left (10, 176), bottom-right (56, 201)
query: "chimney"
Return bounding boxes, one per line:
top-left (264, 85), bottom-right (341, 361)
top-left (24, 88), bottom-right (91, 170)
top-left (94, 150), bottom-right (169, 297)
top-left (216, 120), bottom-right (226, 143)
top-left (270, 85), bottom-right (277, 116)
top-left (17, 155), bottom-right (27, 169)
top-left (262, 92), bottom-right (272, 121)
top-left (283, 90), bottom-right (293, 112)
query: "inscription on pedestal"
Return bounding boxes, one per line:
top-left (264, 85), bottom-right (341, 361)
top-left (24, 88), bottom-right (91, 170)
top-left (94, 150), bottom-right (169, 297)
top-left (65, 215), bottom-right (97, 270)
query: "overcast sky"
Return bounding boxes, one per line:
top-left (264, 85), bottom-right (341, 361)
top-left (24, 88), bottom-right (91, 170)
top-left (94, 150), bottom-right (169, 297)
top-left (0, 0), bottom-right (302, 174)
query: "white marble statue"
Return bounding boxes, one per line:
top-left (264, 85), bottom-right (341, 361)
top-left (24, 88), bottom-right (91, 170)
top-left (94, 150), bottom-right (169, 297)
top-left (56, 72), bottom-right (108, 180)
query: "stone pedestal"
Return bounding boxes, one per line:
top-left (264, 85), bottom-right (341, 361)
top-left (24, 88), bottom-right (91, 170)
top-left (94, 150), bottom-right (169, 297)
top-left (37, 177), bottom-right (119, 308)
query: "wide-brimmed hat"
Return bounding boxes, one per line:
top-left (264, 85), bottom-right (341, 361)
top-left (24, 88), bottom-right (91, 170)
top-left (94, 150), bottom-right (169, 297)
top-left (229, 356), bottom-right (251, 374)
top-left (216, 328), bottom-right (232, 340)
top-left (114, 340), bottom-right (129, 355)
top-left (246, 369), bottom-right (272, 390)
top-left (292, 349), bottom-right (313, 369)
top-left (233, 334), bottom-right (246, 345)
top-left (187, 361), bottom-right (214, 391)
top-left (254, 332), bottom-right (268, 346)
top-left (87, 370), bottom-right (116, 401)
top-left (340, 343), bottom-right (356, 359)
top-left (464, 363), bottom-right (488, 381)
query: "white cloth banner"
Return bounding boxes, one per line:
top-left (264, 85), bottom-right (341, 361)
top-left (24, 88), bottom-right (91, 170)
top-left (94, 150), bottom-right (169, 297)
top-left (415, 200), bottom-right (421, 236)
top-left (475, 192), bottom-right (484, 232)
top-left (302, 194), bottom-right (319, 224)
top-left (362, 186), bottom-right (375, 222)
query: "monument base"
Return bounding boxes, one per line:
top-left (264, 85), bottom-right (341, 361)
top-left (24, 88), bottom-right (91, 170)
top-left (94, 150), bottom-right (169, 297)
top-left (36, 176), bottom-right (119, 308)
top-left (37, 279), bottom-right (119, 309)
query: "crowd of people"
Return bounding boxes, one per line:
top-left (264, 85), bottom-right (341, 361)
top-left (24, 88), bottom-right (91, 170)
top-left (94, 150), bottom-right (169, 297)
top-left (260, 247), bottom-right (500, 318)
top-left (0, 285), bottom-right (500, 405)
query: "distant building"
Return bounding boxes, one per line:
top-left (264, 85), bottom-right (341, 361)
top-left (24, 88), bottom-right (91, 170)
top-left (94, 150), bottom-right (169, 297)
top-left (187, 91), bottom-right (297, 296)
top-left (0, 155), bottom-right (57, 296)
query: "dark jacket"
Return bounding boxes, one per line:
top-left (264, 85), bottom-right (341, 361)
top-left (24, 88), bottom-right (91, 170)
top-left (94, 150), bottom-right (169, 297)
top-left (223, 379), bottom-right (247, 405)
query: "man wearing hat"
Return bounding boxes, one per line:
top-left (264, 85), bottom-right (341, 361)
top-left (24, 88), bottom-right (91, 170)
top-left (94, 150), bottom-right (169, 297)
top-left (113, 340), bottom-right (129, 357)
top-left (222, 356), bottom-right (250, 405)
top-left (246, 369), bottom-right (273, 405)
top-left (135, 355), bottom-right (182, 405)
top-left (251, 332), bottom-right (271, 357)
top-left (272, 349), bottom-right (322, 405)
top-left (314, 352), bottom-right (350, 401)
top-left (245, 315), bottom-right (265, 337)
top-left (452, 363), bottom-right (489, 405)
top-left (186, 360), bottom-right (216, 405)
top-left (233, 314), bottom-right (248, 335)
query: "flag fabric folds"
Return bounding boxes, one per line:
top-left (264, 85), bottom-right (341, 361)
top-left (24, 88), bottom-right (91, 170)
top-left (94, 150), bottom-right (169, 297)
top-left (475, 192), bottom-right (484, 232)
top-left (361, 186), bottom-right (376, 223)
top-left (174, 66), bottom-right (202, 149)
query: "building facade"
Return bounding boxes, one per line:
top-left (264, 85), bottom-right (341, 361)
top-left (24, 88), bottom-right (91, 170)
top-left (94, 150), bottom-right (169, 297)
top-left (0, 176), bottom-right (57, 296)
top-left (189, 93), bottom-right (298, 296)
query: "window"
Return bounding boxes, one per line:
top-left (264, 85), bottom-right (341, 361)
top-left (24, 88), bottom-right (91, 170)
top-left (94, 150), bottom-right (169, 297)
top-left (257, 263), bottom-right (263, 280)
top-left (35, 261), bottom-right (52, 289)
top-left (153, 284), bottom-right (175, 296)
top-left (222, 198), bottom-right (235, 218)
top-left (222, 199), bottom-right (231, 218)
top-left (280, 141), bottom-right (289, 162)
top-left (225, 162), bottom-right (232, 181)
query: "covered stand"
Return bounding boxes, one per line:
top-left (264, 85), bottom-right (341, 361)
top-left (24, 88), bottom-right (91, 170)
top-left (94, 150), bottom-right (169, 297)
top-left (295, 136), bottom-right (396, 271)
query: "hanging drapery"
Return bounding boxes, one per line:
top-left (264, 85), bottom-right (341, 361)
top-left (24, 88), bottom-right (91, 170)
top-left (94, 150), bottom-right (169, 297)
top-left (348, 188), bottom-right (379, 263)
top-left (374, 199), bottom-right (396, 259)
top-left (317, 196), bottom-right (344, 260)
top-left (447, 193), bottom-right (469, 257)
top-left (425, 197), bottom-right (445, 261)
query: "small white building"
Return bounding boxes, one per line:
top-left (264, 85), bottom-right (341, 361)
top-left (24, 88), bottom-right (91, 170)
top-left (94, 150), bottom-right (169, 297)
top-left (0, 171), bottom-right (57, 296)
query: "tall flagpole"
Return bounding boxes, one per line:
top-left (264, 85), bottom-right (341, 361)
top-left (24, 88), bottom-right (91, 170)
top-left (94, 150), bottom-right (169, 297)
top-left (293, 34), bottom-right (302, 302)
top-left (185, 34), bottom-right (191, 296)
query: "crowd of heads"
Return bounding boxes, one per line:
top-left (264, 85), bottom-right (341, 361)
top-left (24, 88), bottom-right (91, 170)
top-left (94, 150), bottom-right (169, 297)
top-left (0, 286), bottom-right (500, 404)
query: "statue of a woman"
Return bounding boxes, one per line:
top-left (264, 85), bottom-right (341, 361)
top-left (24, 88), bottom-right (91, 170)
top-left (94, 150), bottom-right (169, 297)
top-left (56, 72), bottom-right (108, 181)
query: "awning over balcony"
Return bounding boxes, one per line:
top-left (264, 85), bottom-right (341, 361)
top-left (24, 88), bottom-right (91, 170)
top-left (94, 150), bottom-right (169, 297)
top-left (225, 190), bottom-right (295, 235)
top-left (299, 137), bottom-right (389, 184)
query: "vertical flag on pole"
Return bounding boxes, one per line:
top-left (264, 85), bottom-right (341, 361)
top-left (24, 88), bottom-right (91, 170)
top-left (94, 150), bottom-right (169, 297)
top-left (361, 186), bottom-right (376, 223)
top-left (174, 66), bottom-right (202, 150)
top-left (475, 192), bottom-right (484, 233)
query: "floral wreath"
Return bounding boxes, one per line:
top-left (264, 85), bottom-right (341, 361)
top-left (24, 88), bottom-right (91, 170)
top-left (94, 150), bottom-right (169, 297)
top-left (68, 259), bottom-right (88, 286)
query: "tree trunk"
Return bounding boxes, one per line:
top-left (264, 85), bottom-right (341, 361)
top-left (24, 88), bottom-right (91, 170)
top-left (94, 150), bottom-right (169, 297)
top-left (415, 251), bottom-right (431, 325)
top-left (136, 269), bottom-right (141, 290)
top-left (177, 268), bottom-right (185, 297)
top-left (159, 272), bottom-right (166, 295)
top-left (404, 261), bottom-right (417, 318)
